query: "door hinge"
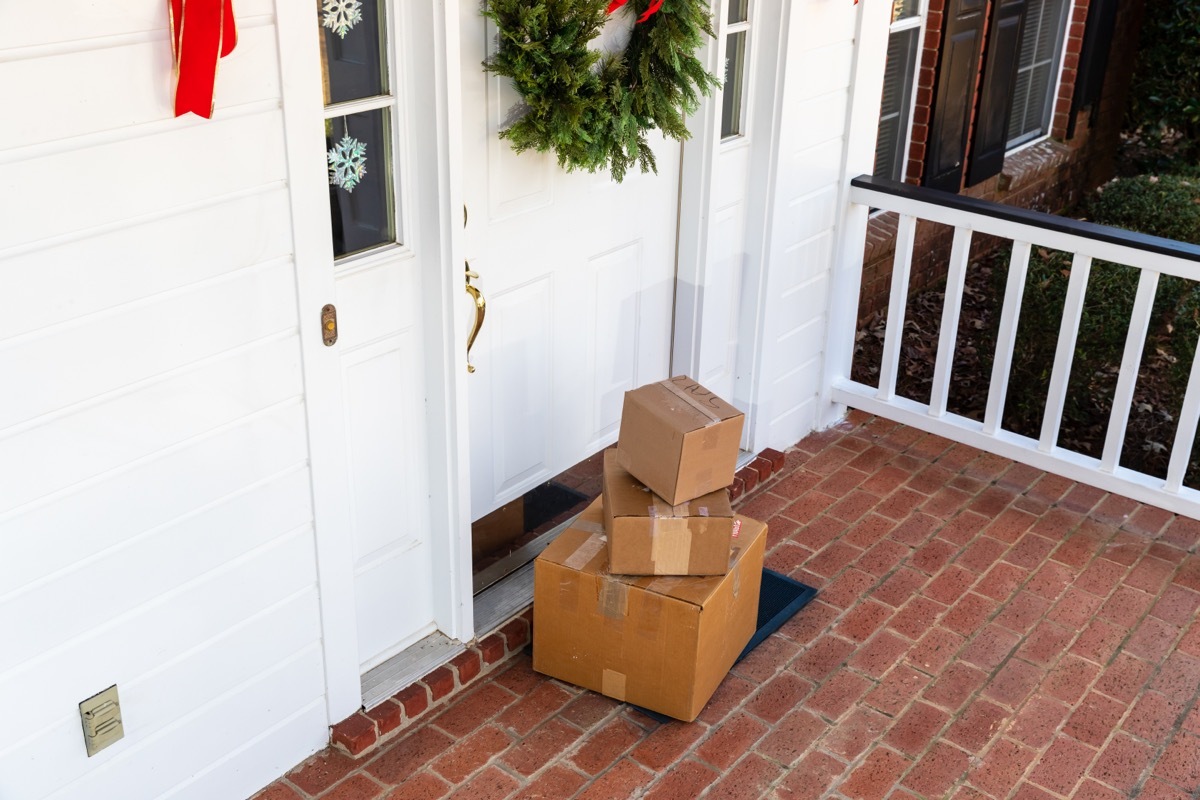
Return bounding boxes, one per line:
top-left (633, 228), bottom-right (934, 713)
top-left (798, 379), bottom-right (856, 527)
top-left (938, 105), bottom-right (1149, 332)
top-left (321, 304), bottom-right (338, 346)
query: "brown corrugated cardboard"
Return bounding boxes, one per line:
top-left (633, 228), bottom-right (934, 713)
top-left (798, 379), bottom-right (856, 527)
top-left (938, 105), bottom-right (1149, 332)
top-left (602, 449), bottom-right (735, 576)
top-left (616, 376), bottom-right (745, 505)
top-left (533, 497), bottom-right (766, 722)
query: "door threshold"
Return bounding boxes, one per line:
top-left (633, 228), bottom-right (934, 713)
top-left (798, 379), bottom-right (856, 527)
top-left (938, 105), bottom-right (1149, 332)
top-left (360, 513), bottom-right (578, 711)
top-left (361, 631), bottom-right (467, 710)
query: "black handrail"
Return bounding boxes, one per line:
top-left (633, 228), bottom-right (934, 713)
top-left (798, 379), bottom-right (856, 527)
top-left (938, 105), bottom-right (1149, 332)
top-left (850, 175), bottom-right (1200, 264)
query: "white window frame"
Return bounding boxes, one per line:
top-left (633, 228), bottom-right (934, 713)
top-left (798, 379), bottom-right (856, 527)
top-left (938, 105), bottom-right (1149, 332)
top-left (719, 0), bottom-right (754, 144)
top-left (320, 0), bottom-right (416, 269)
top-left (874, 0), bottom-right (929, 185)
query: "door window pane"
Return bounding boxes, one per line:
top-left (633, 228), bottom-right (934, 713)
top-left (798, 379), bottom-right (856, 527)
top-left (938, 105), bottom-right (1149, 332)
top-left (318, 0), bottom-right (388, 105)
top-left (728, 0), bottom-right (749, 24)
top-left (892, 0), bottom-right (920, 21)
top-left (721, 31), bottom-right (747, 139)
top-left (326, 109), bottom-right (395, 257)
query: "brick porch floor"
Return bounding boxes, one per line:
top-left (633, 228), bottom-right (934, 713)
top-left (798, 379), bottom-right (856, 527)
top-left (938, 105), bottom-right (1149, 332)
top-left (257, 411), bottom-right (1200, 800)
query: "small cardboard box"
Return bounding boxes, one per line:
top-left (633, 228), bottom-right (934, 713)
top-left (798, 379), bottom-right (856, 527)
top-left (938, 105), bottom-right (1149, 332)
top-left (616, 376), bottom-right (744, 505)
top-left (602, 449), bottom-right (735, 576)
top-left (533, 497), bottom-right (766, 722)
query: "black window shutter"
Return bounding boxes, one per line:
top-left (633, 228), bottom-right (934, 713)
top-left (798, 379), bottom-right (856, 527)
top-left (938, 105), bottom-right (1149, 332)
top-left (925, 0), bottom-right (989, 192)
top-left (1067, 0), bottom-right (1118, 138)
top-left (966, 0), bottom-right (1028, 186)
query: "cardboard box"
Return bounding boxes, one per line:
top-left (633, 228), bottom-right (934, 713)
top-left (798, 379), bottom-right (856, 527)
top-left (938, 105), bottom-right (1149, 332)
top-left (602, 449), bottom-right (735, 576)
top-left (533, 497), bottom-right (766, 722)
top-left (616, 376), bottom-right (744, 505)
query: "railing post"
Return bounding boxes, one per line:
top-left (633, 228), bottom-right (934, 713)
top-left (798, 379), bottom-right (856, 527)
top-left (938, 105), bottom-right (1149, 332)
top-left (929, 226), bottom-right (973, 418)
top-left (878, 214), bottom-right (917, 402)
top-left (983, 241), bottom-right (1031, 436)
top-left (1040, 254), bottom-right (1092, 452)
top-left (1100, 269), bottom-right (1160, 473)
top-left (823, 200), bottom-right (872, 419)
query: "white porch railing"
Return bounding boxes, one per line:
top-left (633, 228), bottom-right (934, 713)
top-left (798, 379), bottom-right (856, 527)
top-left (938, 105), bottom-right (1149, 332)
top-left (831, 175), bottom-right (1200, 519)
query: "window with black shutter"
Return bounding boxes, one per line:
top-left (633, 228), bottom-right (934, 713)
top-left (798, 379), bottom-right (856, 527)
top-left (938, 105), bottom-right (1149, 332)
top-left (873, 0), bottom-right (924, 182)
top-left (1068, 0), bottom-right (1117, 137)
top-left (966, 0), bottom-right (1027, 185)
top-left (923, 0), bottom-right (987, 192)
top-left (1006, 0), bottom-right (1071, 147)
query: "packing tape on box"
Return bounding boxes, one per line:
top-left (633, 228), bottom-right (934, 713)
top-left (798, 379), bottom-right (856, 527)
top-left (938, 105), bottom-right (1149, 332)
top-left (649, 520), bottom-right (692, 574)
top-left (563, 534), bottom-right (606, 571)
top-left (598, 579), bottom-right (628, 619)
top-left (646, 576), bottom-right (683, 594)
top-left (659, 378), bottom-right (723, 427)
top-left (647, 502), bottom-right (689, 518)
top-left (574, 520), bottom-right (604, 534)
top-left (602, 669), bottom-right (627, 701)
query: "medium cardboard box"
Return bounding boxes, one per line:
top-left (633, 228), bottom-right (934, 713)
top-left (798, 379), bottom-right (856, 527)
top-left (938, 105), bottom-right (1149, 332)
top-left (616, 376), bottom-right (745, 505)
top-left (533, 497), bottom-right (766, 722)
top-left (601, 449), bottom-right (735, 576)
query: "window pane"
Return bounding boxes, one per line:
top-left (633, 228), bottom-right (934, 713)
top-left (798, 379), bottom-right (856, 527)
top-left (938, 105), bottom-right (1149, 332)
top-left (318, 0), bottom-right (388, 106)
top-left (728, 0), bottom-right (749, 25)
top-left (1007, 0), bottom-right (1069, 145)
top-left (721, 31), bottom-right (747, 138)
top-left (891, 0), bottom-right (919, 22)
top-left (326, 109), bottom-right (395, 257)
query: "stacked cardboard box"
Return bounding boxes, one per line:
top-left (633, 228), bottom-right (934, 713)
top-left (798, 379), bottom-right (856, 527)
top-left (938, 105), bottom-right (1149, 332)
top-left (533, 376), bottom-right (768, 721)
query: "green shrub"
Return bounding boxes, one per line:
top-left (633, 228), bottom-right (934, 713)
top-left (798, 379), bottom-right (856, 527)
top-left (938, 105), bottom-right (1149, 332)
top-left (1084, 174), bottom-right (1200, 244)
top-left (1128, 0), bottom-right (1200, 155)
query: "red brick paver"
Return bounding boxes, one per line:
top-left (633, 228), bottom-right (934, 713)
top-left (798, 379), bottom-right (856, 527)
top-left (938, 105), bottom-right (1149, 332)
top-left (258, 414), bottom-right (1200, 800)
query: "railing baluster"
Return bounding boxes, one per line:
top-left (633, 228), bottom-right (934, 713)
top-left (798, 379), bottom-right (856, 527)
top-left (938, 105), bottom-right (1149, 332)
top-left (983, 241), bottom-right (1032, 436)
top-left (1100, 270), bottom-right (1160, 473)
top-left (1040, 253), bottom-right (1092, 452)
top-left (1165, 332), bottom-right (1200, 492)
top-left (929, 226), bottom-right (972, 418)
top-left (878, 214), bottom-right (917, 402)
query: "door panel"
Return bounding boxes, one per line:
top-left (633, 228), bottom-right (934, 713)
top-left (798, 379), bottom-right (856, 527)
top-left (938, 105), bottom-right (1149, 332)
top-left (338, 306), bottom-right (435, 670)
top-left (461, 6), bottom-right (681, 521)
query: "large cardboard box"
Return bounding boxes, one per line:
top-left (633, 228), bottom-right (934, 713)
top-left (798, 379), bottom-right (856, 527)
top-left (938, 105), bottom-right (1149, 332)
top-left (602, 449), bottom-right (735, 576)
top-left (616, 376), bottom-right (744, 505)
top-left (533, 497), bottom-right (766, 722)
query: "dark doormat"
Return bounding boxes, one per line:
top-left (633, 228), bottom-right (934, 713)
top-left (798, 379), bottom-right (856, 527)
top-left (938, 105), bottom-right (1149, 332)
top-left (524, 482), bottom-right (590, 533)
top-left (631, 568), bottom-right (818, 723)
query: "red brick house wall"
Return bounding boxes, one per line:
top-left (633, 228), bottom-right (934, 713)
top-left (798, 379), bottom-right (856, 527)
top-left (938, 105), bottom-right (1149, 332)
top-left (857, 0), bottom-right (1146, 323)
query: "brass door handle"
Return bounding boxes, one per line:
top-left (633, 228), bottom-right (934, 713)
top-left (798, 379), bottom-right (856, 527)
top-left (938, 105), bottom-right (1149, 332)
top-left (465, 263), bottom-right (486, 373)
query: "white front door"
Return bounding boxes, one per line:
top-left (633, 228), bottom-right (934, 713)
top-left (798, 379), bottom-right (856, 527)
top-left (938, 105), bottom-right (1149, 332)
top-left (459, 7), bottom-right (683, 520)
top-left (288, 0), bottom-right (466, 688)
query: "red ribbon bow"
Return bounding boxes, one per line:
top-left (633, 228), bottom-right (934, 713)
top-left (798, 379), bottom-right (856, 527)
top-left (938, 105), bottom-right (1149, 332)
top-left (606, 0), bottom-right (664, 23)
top-left (169, 0), bottom-right (238, 118)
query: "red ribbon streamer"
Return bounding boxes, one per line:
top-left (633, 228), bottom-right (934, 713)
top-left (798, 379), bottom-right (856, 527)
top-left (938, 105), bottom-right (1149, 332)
top-left (169, 0), bottom-right (238, 118)
top-left (606, 0), bottom-right (663, 23)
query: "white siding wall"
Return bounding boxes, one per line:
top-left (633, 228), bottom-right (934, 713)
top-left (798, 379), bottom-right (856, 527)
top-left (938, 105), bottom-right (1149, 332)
top-left (0, 4), bottom-right (329, 799)
top-left (752, 0), bottom-right (890, 451)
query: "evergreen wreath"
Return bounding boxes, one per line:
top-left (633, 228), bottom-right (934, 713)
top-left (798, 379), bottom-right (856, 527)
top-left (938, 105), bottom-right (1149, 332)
top-left (482, 0), bottom-right (720, 182)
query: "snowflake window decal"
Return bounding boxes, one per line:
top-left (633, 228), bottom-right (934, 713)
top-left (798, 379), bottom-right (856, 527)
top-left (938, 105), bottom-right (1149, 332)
top-left (322, 0), bottom-right (364, 38)
top-left (328, 134), bottom-right (368, 193)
